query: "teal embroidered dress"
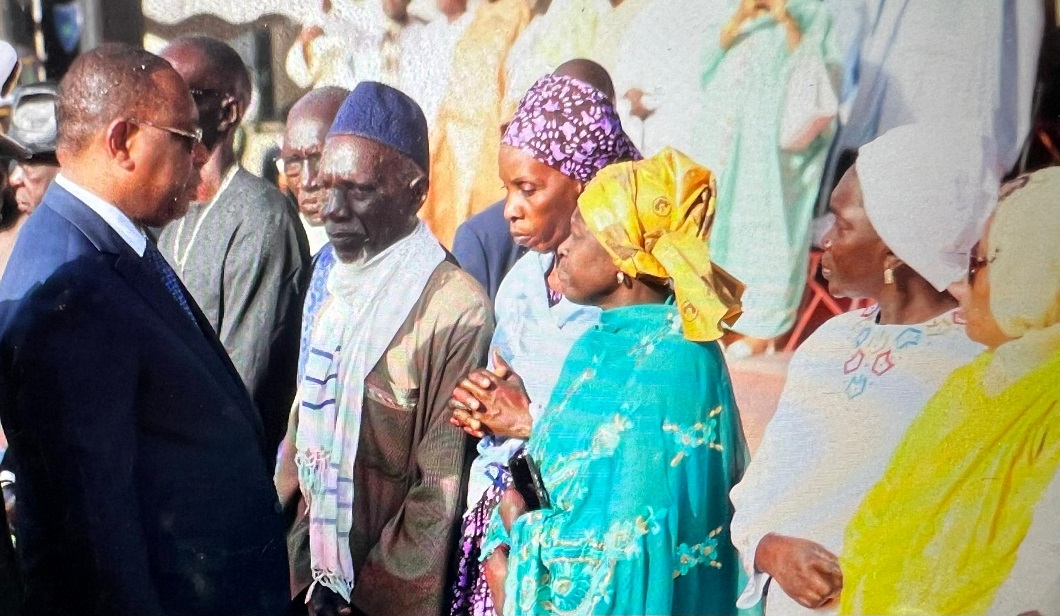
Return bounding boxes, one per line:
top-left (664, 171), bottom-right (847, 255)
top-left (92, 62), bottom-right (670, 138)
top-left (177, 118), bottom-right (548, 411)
top-left (482, 303), bottom-right (751, 615)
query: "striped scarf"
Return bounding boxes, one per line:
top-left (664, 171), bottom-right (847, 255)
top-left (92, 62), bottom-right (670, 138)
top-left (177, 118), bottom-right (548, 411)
top-left (296, 221), bottom-right (444, 601)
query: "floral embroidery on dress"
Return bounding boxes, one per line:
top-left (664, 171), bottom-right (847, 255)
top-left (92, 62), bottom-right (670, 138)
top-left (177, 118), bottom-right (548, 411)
top-left (663, 406), bottom-right (724, 466)
top-left (843, 307), bottom-right (962, 400)
top-left (547, 414), bottom-right (632, 511)
top-left (673, 527), bottom-right (724, 578)
top-left (518, 509), bottom-right (668, 615)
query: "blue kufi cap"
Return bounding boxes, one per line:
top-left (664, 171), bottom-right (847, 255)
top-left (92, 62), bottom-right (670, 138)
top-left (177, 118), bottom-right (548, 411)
top-left (327, 81), bottom-right (429, 176)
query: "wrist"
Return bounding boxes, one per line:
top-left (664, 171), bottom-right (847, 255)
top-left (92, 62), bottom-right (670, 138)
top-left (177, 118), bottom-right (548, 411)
top-left (754, 533), bottom-right (784, 574)
top-left (513, 413), bottom-right (533, 439)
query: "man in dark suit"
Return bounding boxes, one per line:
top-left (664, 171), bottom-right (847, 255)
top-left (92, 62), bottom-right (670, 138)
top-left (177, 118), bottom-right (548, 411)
top-left (451, 199), bottom-right (526, 303)
top-left (0, 43), bottom-right (289, 616)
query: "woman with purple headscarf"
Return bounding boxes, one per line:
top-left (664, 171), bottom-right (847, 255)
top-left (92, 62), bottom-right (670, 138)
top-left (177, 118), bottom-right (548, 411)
top-left (446, 70), bottom-right (640, 616)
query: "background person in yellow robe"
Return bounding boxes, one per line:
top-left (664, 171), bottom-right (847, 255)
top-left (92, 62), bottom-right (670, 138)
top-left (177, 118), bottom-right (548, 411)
top-left (420, 0), bottom-right (531, 246)
top-left (504, 0), bottom-right (655, 114)
top-left (839, 167), bottom-right (1060, 615)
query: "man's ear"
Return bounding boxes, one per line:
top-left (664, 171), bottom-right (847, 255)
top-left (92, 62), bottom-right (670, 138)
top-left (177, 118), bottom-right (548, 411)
top-left (217, 95), bottom-right (244, 135)
top-left (410, 173), bottom-right (429, 205)
top-left (106, 119), bottom-right (136, 171)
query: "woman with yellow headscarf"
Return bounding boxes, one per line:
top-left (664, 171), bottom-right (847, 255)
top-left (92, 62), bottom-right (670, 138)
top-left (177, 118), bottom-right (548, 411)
top-left (460, 148), bottom-right (749, 615)
top-left (839, 166), bottom-right (1060, 614)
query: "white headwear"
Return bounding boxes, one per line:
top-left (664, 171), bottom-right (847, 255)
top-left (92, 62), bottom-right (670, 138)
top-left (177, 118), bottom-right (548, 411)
top-left (857, 122), bottom-right (1001, 292)
top-left (0, 41), bottom-right (17, 90)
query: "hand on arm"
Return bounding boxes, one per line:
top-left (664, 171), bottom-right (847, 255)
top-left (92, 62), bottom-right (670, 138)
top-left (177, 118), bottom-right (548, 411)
top-left (755, 533), bottom-right (843, 609)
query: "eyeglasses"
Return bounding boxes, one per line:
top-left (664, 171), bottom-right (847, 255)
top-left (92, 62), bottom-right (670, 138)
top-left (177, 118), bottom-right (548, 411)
top-left (129, 118), bottom-right (203, 149)
top-left (281, 152), bottom-right (322, 178)
top-left (968, 248), bottom-right (999, 282)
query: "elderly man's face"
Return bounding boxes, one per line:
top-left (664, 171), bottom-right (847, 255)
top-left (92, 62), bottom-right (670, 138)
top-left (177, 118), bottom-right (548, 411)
top-left (318, 135), bottom-right (425, 262)
top-left (281, 106), bottom-right (333, 225)
top-left (8, 159), bottom-right (59, 215)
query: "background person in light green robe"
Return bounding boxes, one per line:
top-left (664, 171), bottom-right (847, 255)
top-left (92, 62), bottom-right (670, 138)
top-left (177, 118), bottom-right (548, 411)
top-left (697, 0), bottom-right (841, 351)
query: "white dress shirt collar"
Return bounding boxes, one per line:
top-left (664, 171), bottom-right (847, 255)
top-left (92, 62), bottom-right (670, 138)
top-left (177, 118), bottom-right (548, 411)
top-left (54, 173), bottom-right (147, 257)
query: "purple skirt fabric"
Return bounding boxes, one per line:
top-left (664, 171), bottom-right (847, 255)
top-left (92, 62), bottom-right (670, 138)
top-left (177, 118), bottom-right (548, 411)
top-left (449, 465), bottom-right (512, 616)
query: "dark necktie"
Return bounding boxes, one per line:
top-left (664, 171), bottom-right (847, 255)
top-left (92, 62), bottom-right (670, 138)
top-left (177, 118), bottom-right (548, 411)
top-left (142, 242), bottom-right (198, 325)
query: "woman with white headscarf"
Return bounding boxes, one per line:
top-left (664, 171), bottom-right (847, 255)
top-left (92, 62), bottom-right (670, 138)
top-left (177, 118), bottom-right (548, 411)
top-left (728, 122), bottom-right (996, 615)
top-left (839, 166), bottom-right (1060, 615)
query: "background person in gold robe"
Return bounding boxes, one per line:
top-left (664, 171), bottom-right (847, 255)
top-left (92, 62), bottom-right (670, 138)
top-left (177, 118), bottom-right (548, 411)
top-left (420, 0), bottom-right (531, 246)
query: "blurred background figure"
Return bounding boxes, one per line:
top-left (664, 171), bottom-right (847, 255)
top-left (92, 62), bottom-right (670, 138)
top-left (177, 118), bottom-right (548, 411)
top-left (0, 83), bottom-right (59, 279)
top-left (158, 36), bottom-right (311, 460)
top-left (285, 0), bottom-right (428, 91)
top-left (0, 39), bottom-right (24, 616)
top-left (281, 85), bottom-right (349, 256)
top-left (420, 0), bottom-right (530, 246)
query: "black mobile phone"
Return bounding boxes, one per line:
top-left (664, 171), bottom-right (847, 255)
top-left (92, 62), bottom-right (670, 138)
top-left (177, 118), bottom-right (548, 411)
top-left (508, 450), bottom-right (551, 512)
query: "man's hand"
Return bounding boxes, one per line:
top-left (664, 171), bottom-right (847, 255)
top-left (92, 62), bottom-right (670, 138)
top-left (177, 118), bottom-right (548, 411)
top-left (449, 351), bottom-right (533, 439)
top-left (308, 585), bottom-right (353, 616)
top-left (755, 533), bottom-right (842, 609)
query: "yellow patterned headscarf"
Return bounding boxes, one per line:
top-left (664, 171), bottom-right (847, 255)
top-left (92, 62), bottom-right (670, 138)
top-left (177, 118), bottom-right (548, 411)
top-left (576, 147), bottom-right (743, 341)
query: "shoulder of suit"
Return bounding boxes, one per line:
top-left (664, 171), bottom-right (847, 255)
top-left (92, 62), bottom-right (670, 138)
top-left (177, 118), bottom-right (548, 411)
top-left (0, 203), bottom-right (100, 298)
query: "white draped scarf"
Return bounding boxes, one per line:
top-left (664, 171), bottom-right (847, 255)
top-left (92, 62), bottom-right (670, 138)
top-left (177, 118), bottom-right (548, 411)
top-left (295, 221), bottom-right (444, 601)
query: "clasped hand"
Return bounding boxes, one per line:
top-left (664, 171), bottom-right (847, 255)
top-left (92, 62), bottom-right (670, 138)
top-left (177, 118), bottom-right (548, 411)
top-left (756, 533), bottom-right (843, 609)
top-left (448, 349), bottom-right (533, 440)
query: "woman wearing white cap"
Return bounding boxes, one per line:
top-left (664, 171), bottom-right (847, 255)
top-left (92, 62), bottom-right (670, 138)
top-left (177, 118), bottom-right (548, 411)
top-left (728, 122), bottom-right (997, 615)
top-left (839, 166), bottom-right (1060, 615)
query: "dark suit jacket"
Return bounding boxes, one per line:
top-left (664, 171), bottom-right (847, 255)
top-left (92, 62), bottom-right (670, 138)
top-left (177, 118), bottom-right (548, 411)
top-left (451, 200), bottom-right (525, 303)
top-left (0, 184), bottom-right (289, 616)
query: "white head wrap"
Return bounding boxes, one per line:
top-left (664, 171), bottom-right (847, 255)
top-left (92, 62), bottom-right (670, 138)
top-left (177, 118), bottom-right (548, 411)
top-left (857, 122), bottom-right (1001, 292)
top-left (0, 41), bottom-right (17, 92)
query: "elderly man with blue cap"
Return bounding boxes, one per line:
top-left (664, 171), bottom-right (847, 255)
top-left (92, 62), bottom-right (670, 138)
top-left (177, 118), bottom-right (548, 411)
top-left (276, 81), bottom-right (494, 616)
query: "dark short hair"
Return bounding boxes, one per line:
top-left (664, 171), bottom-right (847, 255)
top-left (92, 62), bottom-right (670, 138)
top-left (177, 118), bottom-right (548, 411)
top-left (166, 36), bottom-right (252, 107)
top-left (56, 43), bottom-right (174, 154)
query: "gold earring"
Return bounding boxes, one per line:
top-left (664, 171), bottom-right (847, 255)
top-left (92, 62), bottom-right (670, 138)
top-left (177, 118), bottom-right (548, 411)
top-left (884, 268), bottom-right (895, 285)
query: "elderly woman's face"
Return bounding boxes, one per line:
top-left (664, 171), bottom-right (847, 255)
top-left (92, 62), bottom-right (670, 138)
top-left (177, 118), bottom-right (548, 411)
top-left (820, 166), bottom-right (891, 299)
top-left (950, 216), bottom-right (1011, 348)
top-left (554, 210), bottom-right (620, 306)
top-left (499, 145), bottom-right (583, 254)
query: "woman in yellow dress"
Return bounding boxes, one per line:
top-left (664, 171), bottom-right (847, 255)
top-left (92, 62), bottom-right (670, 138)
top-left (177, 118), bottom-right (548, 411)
top-left (839, 167), bottom-right (1060, 615)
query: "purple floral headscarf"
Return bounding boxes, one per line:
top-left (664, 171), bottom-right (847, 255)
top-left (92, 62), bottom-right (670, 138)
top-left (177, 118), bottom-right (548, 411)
top-left (502, 74), bottom-right (641, 183)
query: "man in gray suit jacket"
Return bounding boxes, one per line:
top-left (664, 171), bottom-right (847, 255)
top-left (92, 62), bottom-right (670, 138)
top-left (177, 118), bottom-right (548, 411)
top-left (158, 36), bottom-right (310, 457)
